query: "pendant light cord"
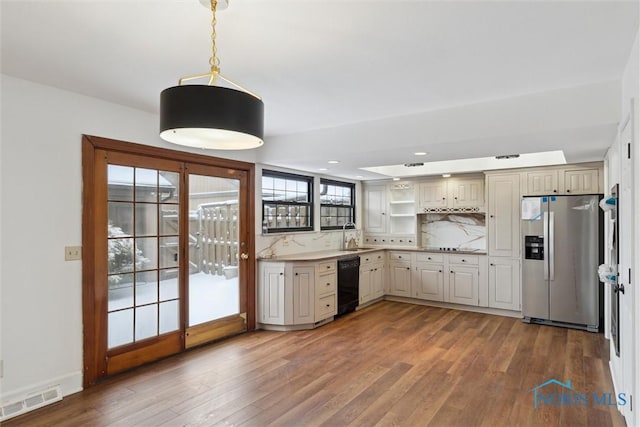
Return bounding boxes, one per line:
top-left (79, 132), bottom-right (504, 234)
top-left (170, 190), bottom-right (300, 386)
top-left (209, 0), bottom-right (220, 84)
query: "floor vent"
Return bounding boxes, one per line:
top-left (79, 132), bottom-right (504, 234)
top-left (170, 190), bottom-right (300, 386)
top-left (0, 385), bottom-right (62, 421)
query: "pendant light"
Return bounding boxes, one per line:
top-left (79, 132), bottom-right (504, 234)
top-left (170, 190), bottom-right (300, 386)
top-left (160, 0), bottom-right (264, 150)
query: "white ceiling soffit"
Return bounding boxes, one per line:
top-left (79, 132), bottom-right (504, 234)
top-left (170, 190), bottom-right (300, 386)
top-left (362, 151), bottom-right (567, 178)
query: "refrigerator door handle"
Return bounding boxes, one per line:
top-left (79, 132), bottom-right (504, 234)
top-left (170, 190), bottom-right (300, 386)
top-left (549, 211), bottom-right (555, 281)
top-left (543, 211), bottom-right (549, 280)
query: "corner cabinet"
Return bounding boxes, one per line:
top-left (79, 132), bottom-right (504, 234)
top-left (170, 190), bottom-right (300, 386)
top-left (387, 251), bottom-right (412, 297)
top-left (258, 260), bottom-right (337, 330)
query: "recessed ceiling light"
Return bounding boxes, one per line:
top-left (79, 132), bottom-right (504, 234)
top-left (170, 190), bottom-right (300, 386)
top-left (414, 152), bottom-right (428, 156)
top-left (392, 177), bottom-right (401, 181)
top-left (318, 168), bottom-right (329, 171)
top-left (355, 175), bottom-right (364, 178)
top-left (442, 174), bottom-right (451, 178)
top-left (328, 160), bottom-right (340, 164)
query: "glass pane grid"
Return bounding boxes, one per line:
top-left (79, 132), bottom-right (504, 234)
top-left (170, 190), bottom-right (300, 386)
top-left (108, 166), bottom-right (180, 349)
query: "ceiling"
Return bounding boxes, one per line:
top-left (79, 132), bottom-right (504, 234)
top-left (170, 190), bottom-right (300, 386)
top-left (2, 0), bottom-right (639, 180)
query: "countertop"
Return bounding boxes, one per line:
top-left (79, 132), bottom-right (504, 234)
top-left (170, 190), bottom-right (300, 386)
top-left (258, 247), bottom-right (486, 262)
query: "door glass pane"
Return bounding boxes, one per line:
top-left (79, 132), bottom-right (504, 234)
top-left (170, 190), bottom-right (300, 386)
top-left (107, 165), bottom-right (180, 349)
top-left (188, 174), bottom-right (240, 327)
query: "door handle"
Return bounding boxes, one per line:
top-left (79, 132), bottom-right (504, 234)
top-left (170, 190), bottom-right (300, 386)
top-left (543, 212), bottom-right (549, 280)
top-left (549, 211), bottom-right (555, 281)
top-left (240, 253), bottom-right (249, 260)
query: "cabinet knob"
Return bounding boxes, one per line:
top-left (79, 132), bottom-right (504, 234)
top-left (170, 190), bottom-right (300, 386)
top-left (566, 189), bottom-right (571, 193)
top-left (461, 259), bottom-right (466, 262)
top-left (398, 255), bottom-right (402, 259)
top-left (326, 304), bottom-right (331, 308)
top-left (326, 282), bottom-right (330, 286)
top-left (327, 265), bottom-right (331, 269)
top-left (381, 212), bottom-right (386, 215)
top-left (442, 197), bottom-right (446, 200)
top-left (427, 257), bottom-right (432, 260)
top-left (279, 272), bottom-right (283, 276)
top-left (490, 215), bottom-right (494, 218)
top-left (490, 263), bottom-right (494, 266)
top-left (439, 270), bottom-right (442, 273)
top-left (406, 267), bottom-right (410, 270)
top-left (454, 197), bottom-right (458, 200)
top-left (295, 272), bottom-right (298, 276)
top-left (553, 189), bottom-right (558, 193)
top-left (450, 271), bottom-right (454, 273)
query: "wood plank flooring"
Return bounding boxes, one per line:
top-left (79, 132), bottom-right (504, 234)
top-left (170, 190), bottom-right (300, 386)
top-left (5, 301), bottom-right (626, 426)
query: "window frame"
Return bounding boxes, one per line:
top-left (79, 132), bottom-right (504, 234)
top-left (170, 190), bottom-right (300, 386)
top-left (261, 169), bottom-right (314, 233)
top-left (320, 178), bottom-right (356, 231)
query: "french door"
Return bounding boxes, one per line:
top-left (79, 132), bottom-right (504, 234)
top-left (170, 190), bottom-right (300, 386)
top-left (82, 136), bottom-right (255, 386)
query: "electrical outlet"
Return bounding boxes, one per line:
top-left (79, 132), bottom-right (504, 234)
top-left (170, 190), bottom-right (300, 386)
top-left (65, 246), bottom-right (82, 261)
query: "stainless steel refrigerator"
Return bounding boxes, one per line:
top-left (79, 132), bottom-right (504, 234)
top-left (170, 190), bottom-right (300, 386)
top-left (521, 195), bottom-right (602, 331)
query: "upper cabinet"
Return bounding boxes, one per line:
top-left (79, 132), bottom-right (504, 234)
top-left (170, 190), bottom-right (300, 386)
top-left (563, 169), bottom-right (599, 194)
top-left (418, 177), bottom-right (484, 212)
top-left (525, 170), bottom-right (559, 195)
top-left (523, 166), bottom-right (602, 196)
top-left (388, 182), bottom-right (417, 235)
top-left (363, 183), bottom-right (387, 233)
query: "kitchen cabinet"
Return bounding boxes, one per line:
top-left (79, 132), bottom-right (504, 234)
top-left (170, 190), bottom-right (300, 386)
top-left (258, 263), bottom-right (286, 325)
top-left (363, 183), bottom-right (387, 233)
top-left (525, 170), bottom-right (559, 195)
top-left (387, 251), bottom-right (412, 297)
top-left (418, 181), bottom-right (448, 210)
top-left (488, 257), bottom-right (520, 311)
top-left (293, 266), bottom-right (315, 324)
top-left (314, 260), bottom-right (337, 322)
top-left (359, 251), bottom-right (385, 305)
top-left (258, 260), bottom-right (337, 329)
top-left (414, 263), bottom-right (445, 302)
top-left (447, 255), bottom-right (480, 306)
top-left (418, 178), bottom-right (484, 212)
top-left (388, 182), bottom-right (417, 235)
top-left (563, 169), bottom-right (599, 194)
top-left (487, 173), bottom-right (521, 258)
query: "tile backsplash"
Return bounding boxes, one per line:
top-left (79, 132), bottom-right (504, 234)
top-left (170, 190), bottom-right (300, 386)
top-left (419, 213), bottom-right (486, 250)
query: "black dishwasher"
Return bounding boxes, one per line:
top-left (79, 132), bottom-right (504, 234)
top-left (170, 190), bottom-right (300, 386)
top-left (337, 256), bottom-right (360, 316)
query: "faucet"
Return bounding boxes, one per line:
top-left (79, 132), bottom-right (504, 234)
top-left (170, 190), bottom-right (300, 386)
top-left (342, 221), bottom-right (356, 250)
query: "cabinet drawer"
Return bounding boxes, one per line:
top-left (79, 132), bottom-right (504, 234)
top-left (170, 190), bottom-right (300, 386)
top-left (448, 254), bottom-right (479, 265)
top-left (361, 251), bottom-right (385, 264)
top-left (317, 260), bottom-right (336, 274)
top-left (415, 252), bottom-right (444, 263)
top-left (316, 294), bottom-right (336, 320)
top-left (388, 251), bottom-right (411, 261)
top-left (316, 273), bottom-right (337, 296)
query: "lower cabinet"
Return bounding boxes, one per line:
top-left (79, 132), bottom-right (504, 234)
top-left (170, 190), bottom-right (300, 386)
top-left (413, 263), bottom-right (445, 302)
top-left (258, 260), bottom-right (337, 329)
top-left (488, 257), bottom-right (521, 310)
top-left (448, 265), bottom-right (479, 305)
top-left (387, 261), bottom-right (412, 297)
top-left (359, 251), bottom-right (385, 305)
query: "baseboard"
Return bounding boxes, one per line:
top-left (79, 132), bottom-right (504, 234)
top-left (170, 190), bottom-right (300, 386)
top-left (383, 296), bottom-right (522, 318)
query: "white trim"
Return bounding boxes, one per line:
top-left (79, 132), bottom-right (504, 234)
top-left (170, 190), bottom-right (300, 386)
top-left (0, 371), bottom-right (82, 405)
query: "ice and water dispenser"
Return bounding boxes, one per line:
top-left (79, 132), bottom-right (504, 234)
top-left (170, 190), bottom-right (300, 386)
top-left (524, 236), bottom-right (544, 260)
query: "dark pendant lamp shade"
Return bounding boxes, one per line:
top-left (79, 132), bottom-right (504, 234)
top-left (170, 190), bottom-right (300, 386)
top-left (160, 85), bottom-right (264, 150)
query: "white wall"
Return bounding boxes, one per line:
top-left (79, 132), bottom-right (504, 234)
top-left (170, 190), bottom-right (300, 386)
top-left (0, 75), bottom-right (261, 402)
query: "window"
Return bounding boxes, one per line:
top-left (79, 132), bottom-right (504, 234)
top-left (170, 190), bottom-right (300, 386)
top-left (320, 179), bottom-right (355, 230)
top-left (262, 170), bottom-right (313, 233)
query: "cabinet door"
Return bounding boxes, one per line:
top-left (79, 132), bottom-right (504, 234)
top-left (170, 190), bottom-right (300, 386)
top-left (418, 181), bottom-right (447, 210)
top-left (488, 258), bottom-right (521, 311)
top-left (364, 184), bottom-right (387, 233)
top-left (450, 179), bottom-right (484, 209)
top-left (448, 266), bottom-right (479, 306)
top-left (292, 266), bottom-right (315, 324)
top-left (414, 263), bottom-right (445, 302)
top-left (359, 265), bottom-right (373, 304)
top-left (525, 171), bottom-right (558, 195)
top-left (260, 265), bottom-right (285, 324)
top-left (563, 169), bottom-right (599, 194)
top-left (371, 263), bottom-right (384, 298)
top-left (487, 174), bottom-right (521, 258)
top-left (388, 261), bottom-right (412, 297)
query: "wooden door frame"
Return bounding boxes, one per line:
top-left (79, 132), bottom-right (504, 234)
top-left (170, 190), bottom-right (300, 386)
top-left (82, 135), bottom-right (256, 388)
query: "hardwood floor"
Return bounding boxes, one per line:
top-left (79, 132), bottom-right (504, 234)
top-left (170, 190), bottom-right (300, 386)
top-left (5, 301), bottom-right (626, 426)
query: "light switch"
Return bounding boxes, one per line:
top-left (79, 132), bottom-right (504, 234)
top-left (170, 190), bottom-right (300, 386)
top-left (65, 246), bottom-right (82, 261)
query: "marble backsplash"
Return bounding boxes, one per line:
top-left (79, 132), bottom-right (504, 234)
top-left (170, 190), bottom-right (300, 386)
top-left (419, 213), bottom-right (486, 250)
